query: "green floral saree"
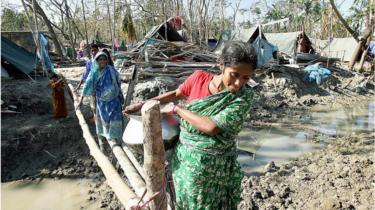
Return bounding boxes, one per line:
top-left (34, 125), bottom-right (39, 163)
top-left (172, 86), bottom-right (254, 210)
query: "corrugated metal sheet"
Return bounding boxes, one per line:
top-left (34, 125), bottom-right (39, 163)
top-left (1, 36), bottom-right (36, 76)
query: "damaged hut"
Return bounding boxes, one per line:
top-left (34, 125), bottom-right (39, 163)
top-left (321, 37), bottom-right (359, 62)
top-left (214, 26), bottom-right (278, 68)
top-left (265, 31), bottom-right (316, 63)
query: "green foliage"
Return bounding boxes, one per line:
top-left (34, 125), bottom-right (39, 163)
top-left (209, 18), bottom-right (233, 39)
top-left (260, 0), bottom-right (368, 39)
top-left (1, 8), bottom-right (29, 31)
top-left (121, 6), bottom-right (137, 43)
top-left (347, 0), bottom-right (371, 33)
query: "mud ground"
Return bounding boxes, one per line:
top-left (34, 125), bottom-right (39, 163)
top-left (1, 77), bottom-right (122, 209)
top-left (1, 64), bottom-right (374, 209)
top-left (239, 133), bottom-right (374, 210)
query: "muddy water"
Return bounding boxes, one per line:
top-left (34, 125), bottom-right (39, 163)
top-left (238, 100), bottom-right (374, 175)
top-left (2, 178), bottom-right (99, 210)
top-left (2, 101), bottom-right (373, 208)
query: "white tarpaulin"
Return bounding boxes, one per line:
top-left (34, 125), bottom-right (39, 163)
top-left (321, 37), bottom-right (358, 62)
top-left (310, 38), bottom-right (330, 52)
top-left (265, 31), bottom-right (302, 56)
top-left (233, 27), bottom-right (258, 42)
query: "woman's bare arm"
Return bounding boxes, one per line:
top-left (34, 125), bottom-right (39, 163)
top-left (152, 89), bottom-right (186, 104)
top-left (124, 89), bottom-right (186, 114)
top-left (175, 106), bottom-right (221, 136)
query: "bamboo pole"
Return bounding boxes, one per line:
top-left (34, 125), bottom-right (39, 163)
top-left (142, 100), bottom-right (167, 210)
top-left (67, 84), bottom-right (140, 210)
top-left (106, 139), bottom-right (147, 197)
top-left (122, 145), bottom-right (147, 179)
top-left (31, 0), bottom-right (47, 76)
top-left (68, 82), bottom-right (146, 197)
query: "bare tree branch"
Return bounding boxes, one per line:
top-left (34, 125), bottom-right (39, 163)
top-left (329, 0), bottom-right (359, 42)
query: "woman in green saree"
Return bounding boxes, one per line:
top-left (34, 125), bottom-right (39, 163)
top-left (124, 41), bottom-right (257, 209)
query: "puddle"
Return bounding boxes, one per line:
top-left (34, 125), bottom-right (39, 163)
top-left (238, 100), bottom-right (374, 175)
top-left (1, 178), bottom-right (99, 210)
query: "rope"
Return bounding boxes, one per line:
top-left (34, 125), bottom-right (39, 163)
top-left (131, 175), bottom-right (167, 210)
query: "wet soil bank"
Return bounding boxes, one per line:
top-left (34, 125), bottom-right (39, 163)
top-left (239, 133), bottom-right (374, 210)
top-left (1, 78), bottom-right (122, 209)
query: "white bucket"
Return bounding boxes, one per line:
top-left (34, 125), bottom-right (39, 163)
top-left (123, 114), bottom-right (180, 145)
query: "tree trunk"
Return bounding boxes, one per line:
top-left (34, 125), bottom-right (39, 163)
top-left (349, 27), bottom-right (373, 70)
top-left (358, 36), bottom-right (371, 72)
top-left (64, 0), bottom-right (76, 61)
top-left (94, 0), bottom-right (99, 43)
top-left (220, 0), bottom-right (225, 33)
top-left (81, 0), bottom-right (90, 58)
top-left (329, 0), bottom-right (359, 42)
top-left (188, 0), bottom-right (194, 42)
top-left (106, 0), bottom-right (114, 48)
top-left (21, 0), bottom-right (44, 73)
top-left (26, 0), bottom-right (65, 62)
top-left (113, 0), bottom-right (116, 53)
top-left (141, 100), bottom-right (167, 210)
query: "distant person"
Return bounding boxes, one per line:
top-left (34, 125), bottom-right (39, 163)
top-left (74, 44), bottom-right (99, 92)
top-left (77, 49), bottom-right (84, 60)
top-left (369, 41), bottom-right (375, 58)
top-left (50, 73), bottom-right (67, 118)
top-left (102, 49), bottom-right (114, 67)
top-left (75, 52), bottom-right (124, 147)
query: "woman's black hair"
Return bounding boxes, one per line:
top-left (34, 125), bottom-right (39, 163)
top-left (91, 44), bottom-right (99, 49)
top-left (220, 41), bottom-right (257, 70)
top-left (101, 49), bottom-right (114, 66)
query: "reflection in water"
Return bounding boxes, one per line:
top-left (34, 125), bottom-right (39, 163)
top-left (238, 101), bottom-right (374, 175)
top-left (2, 178), bottom-right (99, 210)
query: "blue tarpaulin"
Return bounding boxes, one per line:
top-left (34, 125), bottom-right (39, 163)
top-left (252, 37), bottom-right (278, 68)
top-left (1, 36), bottom-right (37, 77)
top-left (369, 41), bottom-right (375, 56)
top-left (38, 33), bottom-right (55, 73)
top-left (303, 63), bottom-right (331, 85)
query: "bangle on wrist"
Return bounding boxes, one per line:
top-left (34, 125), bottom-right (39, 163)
top-left (173, 105), bottom-right (178, 114)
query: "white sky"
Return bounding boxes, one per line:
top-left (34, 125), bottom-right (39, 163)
top-left (2, 0), bottom-right (354, 24)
